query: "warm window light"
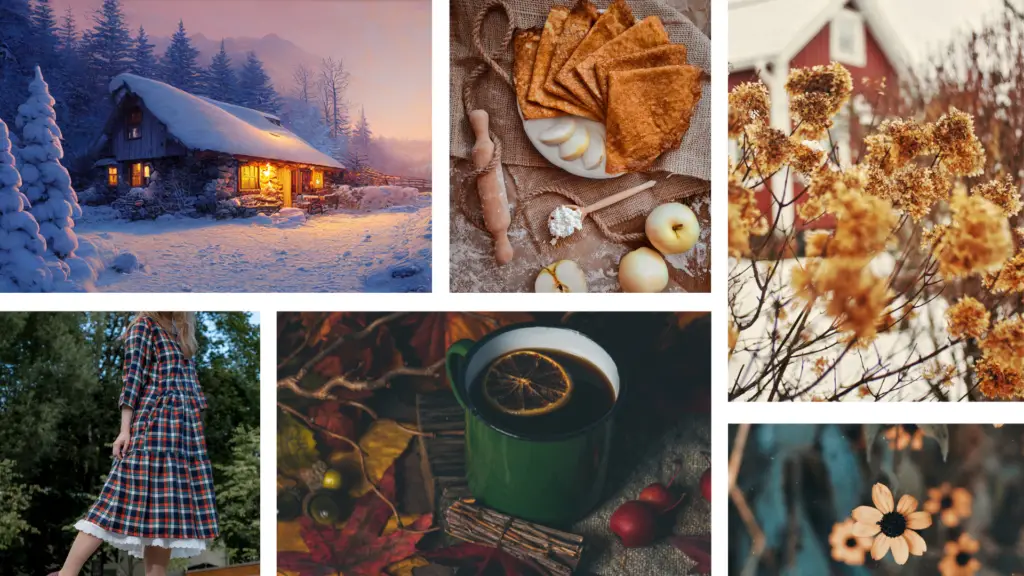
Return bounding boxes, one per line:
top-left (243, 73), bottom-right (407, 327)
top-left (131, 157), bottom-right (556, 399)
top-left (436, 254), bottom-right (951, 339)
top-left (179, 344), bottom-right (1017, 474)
top-left (144, 164), bottom-right (150, 178)
top-left (262, 163), bottom-right (273, 177)
top-left (240, 164), bottom-right (258, 191)
top-left (107, 166), bottom-right (118, 187)
top-left (312, 169), bottom-right (323, 189)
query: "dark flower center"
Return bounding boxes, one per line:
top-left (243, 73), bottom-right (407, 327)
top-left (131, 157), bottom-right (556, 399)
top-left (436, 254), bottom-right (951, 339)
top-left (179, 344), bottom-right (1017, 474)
top-left (956, 552), bottom-right (972, 566)
top-left (879, 511), bottom-right (907, 537)
top-left (903, 424), bottom-right (919, 434)
top-left (845, 537), bottom-right (858, 548)
top-left (941, 495), bottom-right (954, 509)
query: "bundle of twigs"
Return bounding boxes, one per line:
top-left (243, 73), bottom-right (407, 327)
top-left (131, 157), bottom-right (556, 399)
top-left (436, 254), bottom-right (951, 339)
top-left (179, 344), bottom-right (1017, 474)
top-left (445, 499), bottom-right (584, 576)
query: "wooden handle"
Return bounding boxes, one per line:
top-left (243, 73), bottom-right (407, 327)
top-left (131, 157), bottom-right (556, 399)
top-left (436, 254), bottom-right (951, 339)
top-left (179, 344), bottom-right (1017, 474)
top-left (469, 110), bottom-right (513, 265)
top-left (581, 180), bottom-right (657, 216)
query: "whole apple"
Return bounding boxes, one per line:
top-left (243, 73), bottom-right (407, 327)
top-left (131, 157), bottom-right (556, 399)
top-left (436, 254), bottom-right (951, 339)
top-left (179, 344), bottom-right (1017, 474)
top-left (645, 202), bottom-right (700, 255)
top-left (618, 247), bottom-right (669, 293)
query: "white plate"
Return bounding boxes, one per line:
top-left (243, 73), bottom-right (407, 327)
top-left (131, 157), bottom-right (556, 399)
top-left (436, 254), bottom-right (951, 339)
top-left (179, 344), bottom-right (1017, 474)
top-left (519, 103), bottom-right (623, 180)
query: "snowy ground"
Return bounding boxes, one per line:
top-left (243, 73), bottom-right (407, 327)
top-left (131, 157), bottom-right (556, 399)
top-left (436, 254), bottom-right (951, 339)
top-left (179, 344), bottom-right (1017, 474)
top-left (75, 202), bottom-right (431, 292)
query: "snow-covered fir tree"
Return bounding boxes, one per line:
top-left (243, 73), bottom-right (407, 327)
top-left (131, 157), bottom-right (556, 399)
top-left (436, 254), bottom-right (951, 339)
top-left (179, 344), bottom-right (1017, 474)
top-left (204, 40), bottom-right (238, 102)
top-left (82, 0), bottom-right (133, 85)
top-left (56, 7), bottom-right (78, 54)
top-left (353, 106), bottom-right (372, 153)
top-left (0, 117), bottom-right (52, 292)
top-left (239, 52), bottom-right (279, 113)
top-left (15, 66), bottom-right (81, 263)
top-left (131, 25), bottom-right (156, 75)
top-left (283, 99), bottom-right (332, 156)
top-left (160, 20), bottom-right (200, 92)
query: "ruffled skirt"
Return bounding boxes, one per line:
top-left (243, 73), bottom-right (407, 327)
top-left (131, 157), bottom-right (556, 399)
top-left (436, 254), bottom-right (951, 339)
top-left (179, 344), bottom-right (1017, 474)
top-left (75, 520), bottom-right (209, 559)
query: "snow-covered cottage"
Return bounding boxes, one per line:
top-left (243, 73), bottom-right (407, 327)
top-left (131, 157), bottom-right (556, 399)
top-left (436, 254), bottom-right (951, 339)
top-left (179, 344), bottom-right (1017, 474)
top-left (92, 74), bottom-right (343, 211)
top-left (729, 0), bottom-right (908, 233)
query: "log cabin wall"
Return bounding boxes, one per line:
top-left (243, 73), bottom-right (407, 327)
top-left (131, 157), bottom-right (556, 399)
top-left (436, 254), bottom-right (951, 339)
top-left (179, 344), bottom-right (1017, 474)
top-left (110, 95), bottom-right (187, 162)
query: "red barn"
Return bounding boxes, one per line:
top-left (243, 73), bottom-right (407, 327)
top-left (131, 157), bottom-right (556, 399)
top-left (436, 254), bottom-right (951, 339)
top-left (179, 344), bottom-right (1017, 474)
top-left (729, 0), bottom-right (908, 237)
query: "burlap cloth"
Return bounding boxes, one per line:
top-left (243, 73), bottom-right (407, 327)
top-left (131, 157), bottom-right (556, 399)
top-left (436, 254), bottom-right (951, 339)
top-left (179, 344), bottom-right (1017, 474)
top-left (450, 0), bottom-right (711, 264)
top-left (572, 416), bottom-right (711, 575)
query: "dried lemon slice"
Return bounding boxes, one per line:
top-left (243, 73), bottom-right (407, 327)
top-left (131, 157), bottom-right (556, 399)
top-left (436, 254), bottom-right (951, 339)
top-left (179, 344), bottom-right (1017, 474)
top-left (482, 350), bottom-right (573, 416)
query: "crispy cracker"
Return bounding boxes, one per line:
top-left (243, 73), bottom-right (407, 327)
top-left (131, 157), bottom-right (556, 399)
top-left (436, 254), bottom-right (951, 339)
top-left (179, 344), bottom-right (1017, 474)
top-left (605, 64), bottom-right (704, 174)
top-left (553, 0), bottom-right (634, 117)
top-left (526, 5), bottom-right (601, 121)
top-left (514, 29), bottom-right (564, 120)
top-left (542, 0), bottom-right (601, 117)
top-left (576, 15), bottom-right (669, 102)
top-left (595, 44), bottom-right (688, 103)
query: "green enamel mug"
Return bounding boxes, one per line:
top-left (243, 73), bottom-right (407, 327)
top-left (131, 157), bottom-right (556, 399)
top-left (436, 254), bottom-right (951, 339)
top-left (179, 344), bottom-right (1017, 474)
top-left (445, 324), bottom-right (623, 526)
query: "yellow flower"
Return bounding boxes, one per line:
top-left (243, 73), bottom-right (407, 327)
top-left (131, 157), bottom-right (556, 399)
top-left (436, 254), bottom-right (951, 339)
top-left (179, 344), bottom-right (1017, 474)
top-left (945, 297), bottom-right (990, 340)
top-left (935, 189), bottom-right (1013, 279)
top-left (785, 62), bottom-right (854, 139)
top-left (938, 533), bottom-right (981, 576)
top-left (933, 107), bottom-right (985, 177)
top-left (851, 483), bottom-right (931, 565)
top-left (972, 175), bottom-right (1022, 217)
top-left (728, 82), bottom-right (770, 138)
top-left (828, 518), bottom-right (871, 565)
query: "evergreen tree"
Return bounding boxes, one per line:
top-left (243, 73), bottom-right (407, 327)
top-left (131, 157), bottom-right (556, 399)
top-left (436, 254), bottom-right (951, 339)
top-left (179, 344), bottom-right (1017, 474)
top-left (130, 25), bottom-right (156, 76)
top-left (29, 0), bottom-right (58, 60)
top-left (15, 67), bottom-right (81, 265)
top-left (205, 40), bottom-right (238, 102)
top-left (160, 20), bottom-right (200, 92)
top-left (353, 106), bottom-right (372, 152)
top-left (0, 0), bottom-right (33, 124)
top-left (0, 118), bottom-right (52, 292)
top-left (55, 7), bottom-right (77, 54)
top-left (238, 51), bottom-right (279, 113)
top-left (82, 0), bottom-right (133, 85)
top-left (215, 425), bottom-right (260, 562)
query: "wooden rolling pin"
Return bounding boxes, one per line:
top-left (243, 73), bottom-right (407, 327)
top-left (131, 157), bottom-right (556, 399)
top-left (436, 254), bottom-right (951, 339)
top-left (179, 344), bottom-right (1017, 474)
top-left (469, 110), bottom-right (513, 265)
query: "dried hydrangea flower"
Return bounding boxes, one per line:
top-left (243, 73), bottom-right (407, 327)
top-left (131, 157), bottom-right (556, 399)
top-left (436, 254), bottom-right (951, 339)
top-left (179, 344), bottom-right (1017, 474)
top-left (988, 251), bottom-right (1024, 293)
top-left (804, 230), bottom-right (831, 258)
top-left (975, 356), bottom-right (1024, 400)
top-left (933, 108), bottom-right (985, 177)
top-left (785, 62), bottom-right (854, 139)
top-left (790, 138), bottom-right (826, 174)
top-left (888, 166), bottom-right (946, 222)
top-left (879, 118), bottom-right (936, 169)
top-left (728, 81), bottom-right (770, 138)
top-left (828, 189), bottom-right (897, 258)
top-left (979, 317), bottom-right (1024, 374)
top-left (971, 175), bottom-right (1022, 217)
top-left (728, 175), bottom-right (769, 258)
top-left (935, 190), bottom-right (1013, 279)
top-left (945, 297), bottom-right (990, 340)
top-left (796, 256), bottom-right (890, 340)
top-left (746, 122), bottom-right (794, 178)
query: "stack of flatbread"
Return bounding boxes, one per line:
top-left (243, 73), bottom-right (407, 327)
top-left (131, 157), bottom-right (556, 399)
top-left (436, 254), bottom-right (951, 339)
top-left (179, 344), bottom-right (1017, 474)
top-left (513, 0), bottom-right (704, 175)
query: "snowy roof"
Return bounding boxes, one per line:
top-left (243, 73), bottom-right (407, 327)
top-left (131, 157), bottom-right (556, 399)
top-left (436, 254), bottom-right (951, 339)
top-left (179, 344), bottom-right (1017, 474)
top-left (93, 158), bottom-right (117, 167)
top-left (729, 0), bottom-right (908, 74)
top-left (108, 74), bottom-right (344, 170)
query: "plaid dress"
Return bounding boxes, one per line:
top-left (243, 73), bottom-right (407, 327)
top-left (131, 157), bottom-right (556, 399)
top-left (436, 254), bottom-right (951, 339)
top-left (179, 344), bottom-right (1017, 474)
top-left (76, 317), bottom-right (219, 558)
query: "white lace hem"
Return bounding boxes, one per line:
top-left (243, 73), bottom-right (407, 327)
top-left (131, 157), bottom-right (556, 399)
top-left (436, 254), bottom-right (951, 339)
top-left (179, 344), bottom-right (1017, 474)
top-left (75, 520), bottom-right (209, 559)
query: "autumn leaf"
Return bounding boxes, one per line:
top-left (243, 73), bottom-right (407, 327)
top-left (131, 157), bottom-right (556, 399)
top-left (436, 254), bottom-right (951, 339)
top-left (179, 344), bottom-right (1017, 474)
top-left (308, 314), bottom-right (402, 392)
top-left (330, 419), bottom-right (416, 497)
top-left (308, 401), bottom-right (358, 452)
top-left (278, 413), bottom-right (319, 474)
top-left (278, 466), bottom-right (433, 576)
top-left (386, 556), bottom-right (429, 576)
top-left (407, 313), bottom-right (535, 366)
top-left (421, 543), bottom-right (541, 576)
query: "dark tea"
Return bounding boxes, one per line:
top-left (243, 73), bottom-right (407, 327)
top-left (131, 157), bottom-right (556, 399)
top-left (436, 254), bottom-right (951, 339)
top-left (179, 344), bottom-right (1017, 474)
top-left (469, 349), bottom-right (616, 436)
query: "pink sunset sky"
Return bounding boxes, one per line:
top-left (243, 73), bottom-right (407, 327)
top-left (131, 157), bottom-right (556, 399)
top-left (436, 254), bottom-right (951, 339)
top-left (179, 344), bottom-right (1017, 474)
top-left (53, 0), bottom-right (432, 140)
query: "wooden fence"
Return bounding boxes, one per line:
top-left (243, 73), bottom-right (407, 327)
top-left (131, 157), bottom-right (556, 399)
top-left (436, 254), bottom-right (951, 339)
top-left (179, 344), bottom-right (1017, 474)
top-left (346, 167), bottom-right (431, 190)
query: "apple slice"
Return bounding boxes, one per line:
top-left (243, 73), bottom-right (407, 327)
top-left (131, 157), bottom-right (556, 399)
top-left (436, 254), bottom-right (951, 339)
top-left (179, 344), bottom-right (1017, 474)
top-left (535, 260), bottom-right (588, 293)
top-left (539, 118), bottom-right (577, 145)
top-left (559, 127), bottom-right (590, 161)
top-left (582, 131), bottom-right (604, 170)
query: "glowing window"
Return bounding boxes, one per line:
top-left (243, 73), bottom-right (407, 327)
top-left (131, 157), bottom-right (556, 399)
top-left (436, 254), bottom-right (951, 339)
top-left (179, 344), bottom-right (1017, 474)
top-left (107, 166), bottom-right (118, 187)
top-left (126, 106), bottom-right (143, 140)
top-left (239, 164), bottom-right (259, 191)
top-left (130, 162), bottom-right (148, 187)
top-left (311, 170), bottom-right (324, 189)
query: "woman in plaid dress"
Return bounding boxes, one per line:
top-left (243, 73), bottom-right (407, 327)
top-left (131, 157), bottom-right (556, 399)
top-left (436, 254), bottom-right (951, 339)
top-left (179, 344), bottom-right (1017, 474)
top-left (54, 312), bottom-right (219, 576)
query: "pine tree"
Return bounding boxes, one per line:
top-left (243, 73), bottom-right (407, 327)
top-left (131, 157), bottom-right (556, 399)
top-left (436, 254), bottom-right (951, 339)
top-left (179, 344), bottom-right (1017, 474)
top-left (205, 40), bottom-right (238, 102)
top-left (238, 51), bottom-right (280, 113)
top-left (353, 106), bottom-right (372, 152)
top-left (131, 25), bottom-right (156, 76)
top-left (56, 7), bottom-right (77, 54)
top-left (83, 0), bottom-right (133, 85)
top-left (0, 117), bottom-right (52, 292)
top-left (15, 66), bottom-right (81, 264)
top-left (30, 0), bottom-right (58, 59)
top-left (160, 20), bottom-right (200, 92)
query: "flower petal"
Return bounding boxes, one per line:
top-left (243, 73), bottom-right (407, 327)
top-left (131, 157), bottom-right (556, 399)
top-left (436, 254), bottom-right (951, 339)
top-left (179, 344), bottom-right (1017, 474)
top-left (890, 535), bottom-right (909, 565)
top-left (906, 510), bottom-right (933, 530)
top-left (852, 506), bottom-right (883, 524)
top-left (872, 483), bottom-right (894, 513)
top-left (870, 535), bottom-right (890, 560)
top-left (852, 521), bottom-right (880, 538)
top-left (903, 529), bottom-right (927, 556)
top-left (896, 494), bottom-right (918, 515)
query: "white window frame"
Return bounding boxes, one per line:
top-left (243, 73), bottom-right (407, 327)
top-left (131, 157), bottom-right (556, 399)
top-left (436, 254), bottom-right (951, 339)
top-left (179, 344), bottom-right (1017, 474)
top-left (830, 8), bottom-right (867, 68)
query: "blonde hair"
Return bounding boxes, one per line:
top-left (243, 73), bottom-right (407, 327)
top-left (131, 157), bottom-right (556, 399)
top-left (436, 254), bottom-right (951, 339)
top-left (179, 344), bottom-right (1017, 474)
top-left (134, 312), bottom-right (199, 358)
